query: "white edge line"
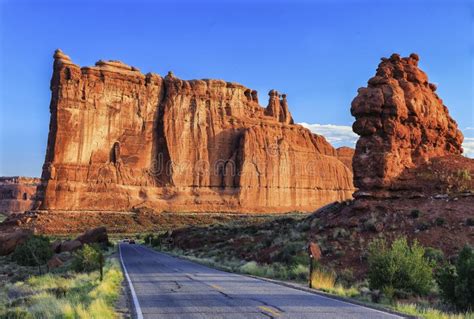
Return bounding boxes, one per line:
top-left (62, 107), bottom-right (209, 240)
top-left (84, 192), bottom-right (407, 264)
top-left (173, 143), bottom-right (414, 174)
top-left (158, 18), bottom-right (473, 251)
top-left (293, 286), bottom-right (404, 318)
top-left (119, 243), bottom-right (144, 319)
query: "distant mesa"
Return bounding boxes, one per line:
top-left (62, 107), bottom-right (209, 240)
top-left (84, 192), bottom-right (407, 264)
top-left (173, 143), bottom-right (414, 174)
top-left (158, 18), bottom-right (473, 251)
top-left (0, 177), bottom-right (40, 215)
top-left (33, 49), bottom-right (355, 213)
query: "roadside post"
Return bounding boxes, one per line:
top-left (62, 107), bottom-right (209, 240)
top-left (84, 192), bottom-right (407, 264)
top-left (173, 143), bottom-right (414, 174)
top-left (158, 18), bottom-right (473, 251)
top-left (308, 242), bottom-right (321, 289)
top-left (99, 252), bottom-right (104, 281)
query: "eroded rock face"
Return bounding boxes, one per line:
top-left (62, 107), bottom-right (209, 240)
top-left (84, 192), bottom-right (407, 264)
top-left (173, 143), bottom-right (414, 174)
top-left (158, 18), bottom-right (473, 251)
top-left (0, 177), bottom-right (40, 214)
top-left (335, 147), bottom-right (354, 171)
top-left (38, 49), bottom-right (354, 213)
top-left (351, 53), bottom-right (464, 197)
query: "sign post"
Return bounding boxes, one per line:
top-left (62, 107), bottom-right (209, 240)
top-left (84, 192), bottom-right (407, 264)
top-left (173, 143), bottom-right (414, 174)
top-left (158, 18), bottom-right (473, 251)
top-left (308, 242), bottom-right (321, 289)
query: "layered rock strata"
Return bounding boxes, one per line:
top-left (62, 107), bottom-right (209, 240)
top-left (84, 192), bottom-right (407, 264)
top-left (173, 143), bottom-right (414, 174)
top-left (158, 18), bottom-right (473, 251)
top-left (38, 50), bottom-right (354, 213)
top-left (351, 53), bottom-right (465, 197)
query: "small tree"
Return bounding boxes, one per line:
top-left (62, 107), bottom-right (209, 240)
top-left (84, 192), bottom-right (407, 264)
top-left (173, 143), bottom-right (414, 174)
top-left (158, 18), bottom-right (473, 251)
top-left (367, 237), bottom-right (434, 297)
top-left (72, 244), bottom-right (104, 279)
top-left (436, 245), bottom-right (474, 311)
top-left (12, 235), bottom-right (53, 274)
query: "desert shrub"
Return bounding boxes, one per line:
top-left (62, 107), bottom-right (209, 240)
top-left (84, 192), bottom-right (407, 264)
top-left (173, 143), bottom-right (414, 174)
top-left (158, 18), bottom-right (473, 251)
top-left (72, 244), bottom-right (103, 273)
top-left (150, 232), bottom-right (169, 247)
top-left (11, 235), bottom-right (52, 269)
top-left (274, 241), bottom-right (306, 265)
top-left (367, 237), bottom-right (434, 296)
top-left (288, 264), bottom-right (308, 281)
top-left (143, 233), bottom-right (154, 245)
top-left (296, 222), bottom-right (310, 232)
top-left (456, 169), bottom-right (471, 182)
top-left (416, 222), bottom-right (430, 231)
top-left (424, 247), bottom-right (445, 265)
top-left (436, 245), bottom-right (474, 311)
top-left (466, 218), bottom-right (474, 227)
top-left (363, 216), bottom-right (378, 231)
top-left (337, 268), bottom-right (355, 288)
top-left (410, 209), bottom-right (421, 218)
top-left (435, 217), bottom-right (445, 226)
top-left (239, 261), bottom-right (267, 277)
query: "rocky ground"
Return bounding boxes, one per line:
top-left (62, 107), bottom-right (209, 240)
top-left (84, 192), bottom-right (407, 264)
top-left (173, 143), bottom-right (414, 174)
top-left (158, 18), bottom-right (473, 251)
top-left (158, 193), bottom-right (474, 280)
top-left (1, 209), bottom-right (299, 235)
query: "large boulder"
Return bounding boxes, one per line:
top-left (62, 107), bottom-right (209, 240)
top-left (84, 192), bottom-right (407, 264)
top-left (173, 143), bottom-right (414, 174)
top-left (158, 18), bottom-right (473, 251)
top-left (75, 226), bottom-right (108, 245)
top-left (0, 229), bottom-right (33, 256)
top-left (51, 240), bottom-right (62, 253)
top-left (351, 53), bottom-right (464, 198)
top-left (60, 240), bottom-right (82, 253)
top-left (47, 255), bottom-right (64, 269)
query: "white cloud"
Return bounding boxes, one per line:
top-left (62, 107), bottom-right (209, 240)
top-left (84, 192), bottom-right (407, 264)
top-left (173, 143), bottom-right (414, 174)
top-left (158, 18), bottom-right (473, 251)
top-left (298, 122), bottom-right (474, 158)
top-left (298, 122), bottom-right (358, 148)
top-left (463, 137), bottom-right (474, 158)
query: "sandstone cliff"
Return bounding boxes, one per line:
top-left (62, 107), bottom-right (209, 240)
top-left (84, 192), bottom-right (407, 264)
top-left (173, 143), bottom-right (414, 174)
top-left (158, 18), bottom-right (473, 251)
top-left (38, 50), bottom-right (354, 213)
top-left (351, 53), bottom-right (465, 198)
top-left (0, 177), bottom-right (40, 214)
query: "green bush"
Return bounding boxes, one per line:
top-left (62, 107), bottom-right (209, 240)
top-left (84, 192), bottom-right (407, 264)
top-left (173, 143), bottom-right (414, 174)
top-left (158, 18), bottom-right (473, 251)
top-left (336, 269), bottom-right (355, 288)
top-left (410, 210), bottom-right (421, 219)
top-left (274, 241), bottom-right (306, 265)
top-left (424, 247), bottom-right (444, 265)
top-left (72, 244), bottom-right (103, 273)
top-left (143, 233), bottom-right (154, 245)
top-left (434, 217), bottom-right (445, 226)
top-left (436, 245), bottom-right (474, 311)
top-left (11, 236), bottom-right (52, 269)
top-left (367, 237), bottom-right (434, 296)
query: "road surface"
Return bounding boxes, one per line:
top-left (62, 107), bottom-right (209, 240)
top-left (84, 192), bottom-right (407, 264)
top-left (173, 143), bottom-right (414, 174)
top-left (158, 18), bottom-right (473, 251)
top-left (119, 244), bottom-right (404, 319)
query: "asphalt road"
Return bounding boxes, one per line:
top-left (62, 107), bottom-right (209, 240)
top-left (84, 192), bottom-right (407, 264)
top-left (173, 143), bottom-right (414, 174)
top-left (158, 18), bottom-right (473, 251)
top-left (119, 244), bottom-right (404, 319)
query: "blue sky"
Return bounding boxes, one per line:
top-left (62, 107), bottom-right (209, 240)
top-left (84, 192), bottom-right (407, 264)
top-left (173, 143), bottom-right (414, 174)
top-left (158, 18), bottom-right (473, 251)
top-left (0, 0), bottom-right (472, 177)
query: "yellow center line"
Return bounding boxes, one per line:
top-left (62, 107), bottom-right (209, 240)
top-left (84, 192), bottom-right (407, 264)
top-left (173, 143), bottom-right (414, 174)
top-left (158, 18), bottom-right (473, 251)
top-left (258, 306), bottom-right (281, 317)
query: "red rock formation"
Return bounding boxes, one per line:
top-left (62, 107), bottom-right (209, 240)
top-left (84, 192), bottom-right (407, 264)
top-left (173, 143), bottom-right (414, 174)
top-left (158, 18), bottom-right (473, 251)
top-left (38, 50), bottom-right (354, 213)
top-left (335, 147), bottom-right (354, 170)
top-left (351, 53), bottom-right (464, 197)
top-left (0, 177), bottom-right (39, 214)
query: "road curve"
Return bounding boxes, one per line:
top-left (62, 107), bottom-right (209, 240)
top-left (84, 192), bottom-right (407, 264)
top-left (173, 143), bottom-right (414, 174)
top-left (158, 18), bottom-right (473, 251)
top-left (119, 244), bottom-right (404, 319)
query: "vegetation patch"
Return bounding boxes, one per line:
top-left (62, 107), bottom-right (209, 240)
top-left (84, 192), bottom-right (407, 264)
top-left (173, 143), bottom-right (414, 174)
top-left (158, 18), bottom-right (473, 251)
top-left (12, 235), bottom-right (53, 272)
top-left (0, 244), bottom-right (122, 319)
top-left (367, 237), bottom-right (434, 297)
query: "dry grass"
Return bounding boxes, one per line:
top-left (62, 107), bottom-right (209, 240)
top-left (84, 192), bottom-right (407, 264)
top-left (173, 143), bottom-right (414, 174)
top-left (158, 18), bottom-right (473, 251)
top-left (393, 303), bottom-right (474, 319)
top-left (310, 267), bottom-right (336, 290)
top-left (0, 259), bottom-right (123, 318)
